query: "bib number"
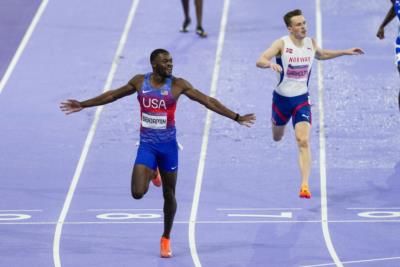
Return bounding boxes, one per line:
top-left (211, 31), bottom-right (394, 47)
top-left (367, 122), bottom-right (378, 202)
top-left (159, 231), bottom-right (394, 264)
top-left (141, 113), bottom-right (167, 129)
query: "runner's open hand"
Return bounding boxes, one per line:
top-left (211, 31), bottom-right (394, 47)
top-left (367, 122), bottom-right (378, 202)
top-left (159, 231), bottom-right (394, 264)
top-left (237, 113), bottom-right (256, 127)
top-left (270, 63), bottom-right (283, 73)
top-left (346, 48), bottom-right (364, 55)
top-left (60, 99), bottom-right (83, 115)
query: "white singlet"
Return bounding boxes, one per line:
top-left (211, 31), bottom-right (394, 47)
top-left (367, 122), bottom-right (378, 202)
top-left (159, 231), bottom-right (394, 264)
top-left (275, 36), bottom-right (315, 97)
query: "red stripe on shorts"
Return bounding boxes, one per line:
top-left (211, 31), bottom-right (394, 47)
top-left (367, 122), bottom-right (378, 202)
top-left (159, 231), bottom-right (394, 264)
top-left (272, 103), bottom-right (288, 122)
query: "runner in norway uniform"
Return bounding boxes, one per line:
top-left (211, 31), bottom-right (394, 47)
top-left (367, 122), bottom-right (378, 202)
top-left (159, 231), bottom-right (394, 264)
top-left (272, 35), bottom-right (314, 127)
top-left (257, 9), bottom-right (363, 199)
top-left (135, 73), bottom-right (178, 172)
top-left (395, 0), bottom-right (400, 67)
top-left (377, 0), bottom-right (400, 109)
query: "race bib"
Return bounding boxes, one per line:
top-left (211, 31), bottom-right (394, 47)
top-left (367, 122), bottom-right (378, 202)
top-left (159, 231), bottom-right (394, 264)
top-left (286, 64), bottom-right (309, 79)
top-left (141, 113), bottom-right (167, 129)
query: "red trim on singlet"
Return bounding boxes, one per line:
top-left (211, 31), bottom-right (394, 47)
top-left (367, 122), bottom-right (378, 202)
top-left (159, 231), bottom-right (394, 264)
top-left (272, 103), bottom-right (288, 122)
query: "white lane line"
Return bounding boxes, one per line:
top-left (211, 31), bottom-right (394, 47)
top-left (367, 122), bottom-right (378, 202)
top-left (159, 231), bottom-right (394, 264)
top-left (4, 219), bottom-right (400, 225)
top-left (188, 1), bottom-right (231, 266)
top-left (0, 209), bottom-right (43, 212)
top-left (217, 208), bottom-right (302, 211)
top-left (300, 256), bottom-right (400, 267)
top-left (0, 0), bottom-right (49, 94)
top-left (347, 207), bottom-right (400, 210)
top-left (52, 1), bottom-right (140, 267)
top-left (87, 208), bottom-right (162, 211)
top-left (228, 212), bottom-right (293, 219)
top-left (315, 0), bottom-right (342, 266)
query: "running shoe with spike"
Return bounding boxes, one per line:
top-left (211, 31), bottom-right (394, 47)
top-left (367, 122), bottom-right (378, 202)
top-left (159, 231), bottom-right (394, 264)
top-left (151, 168), bottom-right (161, 187)
top-left (160, 237), bottom-right (172, 258)
top-left (196, 26), bottom-right (207, 38)
top-left (299, 184), bottom-right (311, 199)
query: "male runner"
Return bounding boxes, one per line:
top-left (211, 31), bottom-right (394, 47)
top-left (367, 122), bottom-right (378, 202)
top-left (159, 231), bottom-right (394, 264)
top-left (60, 48), bottom-right (255, 258)
top-left (377, 0), bottom-right (400, 110)
top-left (256, 9), bottom-right (363, 198)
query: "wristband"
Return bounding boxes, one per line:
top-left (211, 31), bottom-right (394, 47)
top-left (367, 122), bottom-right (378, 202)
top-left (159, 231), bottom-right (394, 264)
top-left (234, 113), bottom-right (240, 121)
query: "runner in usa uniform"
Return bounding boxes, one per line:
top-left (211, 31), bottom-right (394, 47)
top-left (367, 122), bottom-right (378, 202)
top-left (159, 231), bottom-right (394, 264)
top-left (256, 9), bottom-right (363, 199)
top-left (377, 0), bottom-right (400, 110)
top-left (60, 48), bottom-right (255, 258)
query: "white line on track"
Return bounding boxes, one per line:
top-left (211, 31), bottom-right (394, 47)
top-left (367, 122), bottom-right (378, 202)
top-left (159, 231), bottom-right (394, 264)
top-left (3, 219), bottom-right (400, 226)
top-left (0, 209), bottom-right (43, 212)
top-left (347, 207), bottom-right (400, 210)
top-left (188, 0), bottom-right (231, 266)
top-left (315, 0), bottom-right (342, 266)
top-left (52, 1), bottom-right (140, 266)
top-left (217, 208), bottom-right (302, 211)
top-left (87, 208), bottom-right (162, 211)
top-left (0, 0), bottom-right (49, 94)
top-left (300, 256), bottom-right (400, 267)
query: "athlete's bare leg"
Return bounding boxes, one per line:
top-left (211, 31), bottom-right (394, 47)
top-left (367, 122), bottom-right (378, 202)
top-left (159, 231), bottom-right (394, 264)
top-left (194, 0), bottom-right (203, 29)
top-left (159, 170), bottom-right (177, 239)
top-left (294, 122), bottom-right (311, 187)
top-left (397, 65), bottom-right (400, 110)
top-left (272, 124), bottom-right (286, 141)
top-left (180, 0), bottom-right (191, 32)
top-left (131, 164), bottom-right (158, 199)
top-left (131, 165), bottom-right (177, 238)
top-left (194, 0), bottom-right (207, 37)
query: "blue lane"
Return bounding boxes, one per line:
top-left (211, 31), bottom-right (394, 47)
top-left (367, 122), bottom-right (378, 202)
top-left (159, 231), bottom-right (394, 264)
top-left (322, 0), bottom-right (400, 266)
top-left (0, 0), bottom-right (41, 79)
top-left (0, 0), bottom-right (135, 266)
top-left (195, 1), bottom-right (333, 266)
top-left (60, 0), bottom-right (226, 266)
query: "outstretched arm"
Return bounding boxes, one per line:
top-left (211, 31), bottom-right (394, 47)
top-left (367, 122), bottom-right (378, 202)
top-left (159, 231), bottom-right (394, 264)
top-left (377, 2), bottom-right (396, 39)
top-left (176, 78), bottom-right (256, 127)
top-left (60, 75), bottom-right (141, 114)
top-left (313, 39), bottom-right (364, 60)
top-left (256, 39), bottom-right (283, 73)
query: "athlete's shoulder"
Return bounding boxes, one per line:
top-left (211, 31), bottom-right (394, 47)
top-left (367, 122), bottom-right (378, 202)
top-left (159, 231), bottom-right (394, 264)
top-left (171, 77), bottom-right (194, 95)
top-left (172, 76), bottom-right (191, 87)
top-left (129, 74), bottom-right (145, 86)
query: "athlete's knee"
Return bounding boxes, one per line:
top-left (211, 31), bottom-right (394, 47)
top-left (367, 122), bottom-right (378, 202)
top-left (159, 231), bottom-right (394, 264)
top-left (163, 189), bottom-right (176, 202)
top-left (296, 136), bottom-right (309, 148)
top-left (131, 189), bottom-right (145, 200)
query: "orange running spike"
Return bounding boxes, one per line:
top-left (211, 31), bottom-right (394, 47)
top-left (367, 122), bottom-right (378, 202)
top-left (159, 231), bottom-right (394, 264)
top-left (151, 169), bottom-right (161, 187)
top-left (160, 237), bottom-right (172, 258)
top-left (299, 185), bottom-right (311, 199)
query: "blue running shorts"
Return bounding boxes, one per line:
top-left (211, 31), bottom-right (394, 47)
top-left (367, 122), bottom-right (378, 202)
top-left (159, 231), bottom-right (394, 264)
top-left (134, 140), bottom-right (178, 172)
top-left (271, 91), bottom-right (312, 127)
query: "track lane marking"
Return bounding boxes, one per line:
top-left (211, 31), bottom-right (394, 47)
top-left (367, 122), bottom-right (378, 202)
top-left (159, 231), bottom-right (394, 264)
top-left (52, 1), bottom-right (140, 266)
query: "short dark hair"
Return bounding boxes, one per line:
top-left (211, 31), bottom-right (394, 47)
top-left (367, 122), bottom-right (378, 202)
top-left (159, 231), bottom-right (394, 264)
top-left (283, 9), bottom-right (303, 27)
top-left (150, 48), bottom-right (169, 64)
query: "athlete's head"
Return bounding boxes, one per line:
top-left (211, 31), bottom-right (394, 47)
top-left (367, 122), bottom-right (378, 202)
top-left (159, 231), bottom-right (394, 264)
top-left (284, 9), bottom-right (307, 39)
top-left (150, 48), bottom-right (173, 77)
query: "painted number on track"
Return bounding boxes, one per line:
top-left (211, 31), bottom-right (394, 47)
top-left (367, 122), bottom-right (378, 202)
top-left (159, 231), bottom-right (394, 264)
top-left (96, 213), bottom-right (161, 220)
top-left (358, 211), bottom-right (400, 218)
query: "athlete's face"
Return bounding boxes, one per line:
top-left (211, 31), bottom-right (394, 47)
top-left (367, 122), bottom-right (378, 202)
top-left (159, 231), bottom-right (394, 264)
top-left (153, 53), bottom-right (173, 77)
top-left (288, 15), bottom-right (307, 39)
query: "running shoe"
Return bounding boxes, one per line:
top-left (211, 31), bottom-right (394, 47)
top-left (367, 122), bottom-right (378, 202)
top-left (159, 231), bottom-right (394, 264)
top-left (180, 18), bottom-right (191, 33)
top-left (151, 169), bottom-right (161, 187)
top-left (299, 184), bottom-right (311, 199)
top-left (196, 26), bottom-right (207, 38)
top-left (160, 237), bottom-right (172, 258)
